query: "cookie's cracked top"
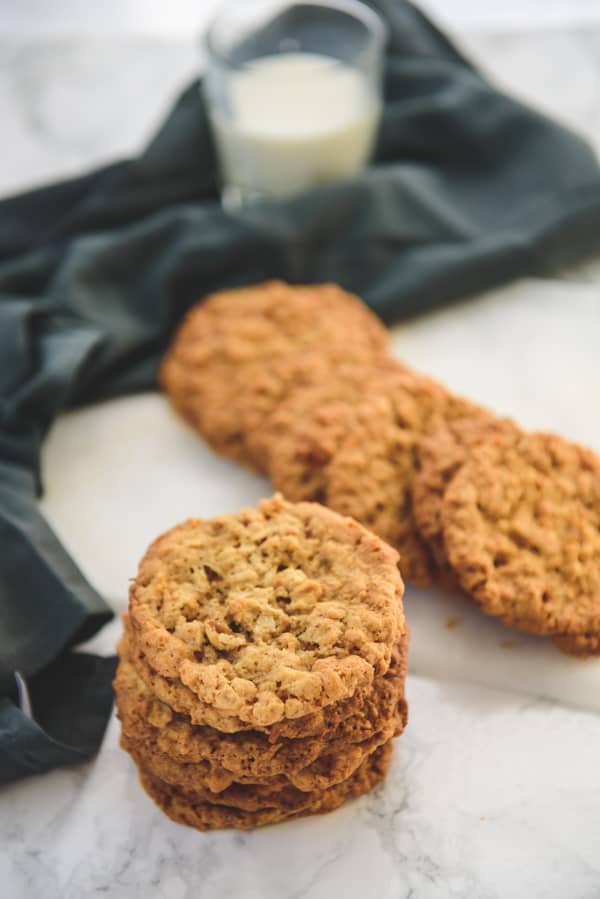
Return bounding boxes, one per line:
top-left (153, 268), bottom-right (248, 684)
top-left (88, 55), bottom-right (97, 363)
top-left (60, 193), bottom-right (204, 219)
top-left (128, 495), bottom-right (405, 729)
top-left (441, 430), bottom-right (600, 638)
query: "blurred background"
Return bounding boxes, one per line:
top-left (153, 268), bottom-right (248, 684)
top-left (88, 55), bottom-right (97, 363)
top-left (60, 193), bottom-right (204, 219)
top-left (3, 0), bottom-right (600, 32)
top-left (2, 0), bottom-right (600, 196)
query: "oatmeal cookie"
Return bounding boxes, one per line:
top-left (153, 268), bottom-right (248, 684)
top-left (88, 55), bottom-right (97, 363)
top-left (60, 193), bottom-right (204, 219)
top-left (412, 416), bottom-right (519, 585)
top-left (115, 633), bottom-right (408, 779)
top-left (123, 719), bottom-right (395, 796)
top-left (267, 360), bottom-right (412, 501)
top-left (441, 430), bottom-right (600, 640)
top-left (127, 495), bottom-right (404, 729)
top-left (160, 281), bottom-right (388, 467)
top-left (138, 740), bottom-right (392, 831)
top-left (553, 632), bottom-right (600, 658)
top-left (245, 356), bottom-right (407, 475)
top-left (326, 380), bottom-right (484, 586)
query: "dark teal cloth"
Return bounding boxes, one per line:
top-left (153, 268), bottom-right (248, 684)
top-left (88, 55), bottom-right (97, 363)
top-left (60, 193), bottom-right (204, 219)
top-left (2, 0), bottom-right (600, 784)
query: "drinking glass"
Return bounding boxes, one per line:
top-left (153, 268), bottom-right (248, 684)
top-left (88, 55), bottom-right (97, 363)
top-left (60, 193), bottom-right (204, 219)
top-left (202, 0), bottom-right (387, 208)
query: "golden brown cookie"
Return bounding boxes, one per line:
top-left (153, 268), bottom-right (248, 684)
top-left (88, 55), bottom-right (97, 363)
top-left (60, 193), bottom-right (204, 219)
top-left (138, 741), bottom-right (393, 831)
top-left (116, 636), bottom-right (406, 794)
top-left (246, 357), bottom-right (408, 475)
top-left (440, 430), bottom-right (600, 641)
top-left (412, 417), bottom-right (520, 587)
top-left (325, 378), bottom-right (484, 586)
top-left (122, 620), bottom-right (397, 738)
top-left (160, 281), bottom-right (388, 468)
top-left (117, 626), bottom-right (408, 761)
top-left (239, 352), bottom-right (345, 472)
top-left (135, 745), bottom-right (343, 812)
top-left (123, 719), bottom-right (394, 796)
top-left (553, 633), bottom-right (600, 658)
top-left (266, 360), bottom-right (411, 501)
top-left (128, 495), bottom-right (404, 730)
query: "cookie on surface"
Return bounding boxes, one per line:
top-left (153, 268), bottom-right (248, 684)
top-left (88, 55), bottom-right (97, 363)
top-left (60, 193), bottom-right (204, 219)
top-left (325, 378), bottom-right (485, 586)
top-left (160, 281), bottom-right (388, 467)
top-left (138, 741), bottom-right (393, 832)
top-left (266, 359), bottom-right (411, 502)
top-left (244, 355), bottom-right (406, 474)
top-left (412, 416), bottom-right (520, 587)
top-left (122, 619), bottom-right (407, 739)
top-left (127, 494), bottom-right (404, 729)
top-left (440, 430), bottom-right (600, 643)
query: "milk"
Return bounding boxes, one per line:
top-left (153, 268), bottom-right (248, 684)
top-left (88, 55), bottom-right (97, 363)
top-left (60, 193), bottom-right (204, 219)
top-left (208, 52), bottom-right (381, 199)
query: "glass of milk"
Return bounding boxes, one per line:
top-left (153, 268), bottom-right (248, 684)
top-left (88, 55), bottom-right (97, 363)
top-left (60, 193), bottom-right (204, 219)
top-left (203, 0), bottom-right (386, 207)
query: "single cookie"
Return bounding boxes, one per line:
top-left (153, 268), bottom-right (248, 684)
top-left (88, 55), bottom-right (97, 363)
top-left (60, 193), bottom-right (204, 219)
top-left (127, 495), bottom-right (404, 730)
top-left (138, 740), bottom-right (392, 831)
top-left (246, 357), bottom-right (408, 474)
top-left (122, 620), bottom-right (404, 739)
top-left (267, 360), bottom-right (412, 501)
top-left (160, 281), bottom-right (388, 467)
top-left (412, 417), bottom-right (520, 586)
top-left (326, 379), bottom-right (484, 586)
top-left (441, 430), bottom-right (600, 639)
top-left (118, 625), bottom-right (408, 758)
top-left (240, 352), bottom-right (347, 472)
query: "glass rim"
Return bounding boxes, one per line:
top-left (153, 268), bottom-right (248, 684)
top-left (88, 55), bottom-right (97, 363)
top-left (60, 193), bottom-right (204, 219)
top-left (203, 0), bottom-right (388, 68)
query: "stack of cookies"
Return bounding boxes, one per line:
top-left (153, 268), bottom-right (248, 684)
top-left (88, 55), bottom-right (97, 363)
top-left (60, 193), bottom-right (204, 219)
top-left (160, 280), bottom-right (600, 656)
top-left (115, 495), bottom-right (409, 831)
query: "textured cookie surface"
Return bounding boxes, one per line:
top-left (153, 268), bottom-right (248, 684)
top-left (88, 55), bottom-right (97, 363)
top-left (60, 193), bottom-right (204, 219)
top-left (115, 633), bottom-right (408, 785)
top-left (139, 740), bottom-right (392, 831)
top-left (267, 360), bottom-right (410, 502)
top-left (124, 723), bottom-right (394, 797)
top-left (160, 281), bottom-right (388, 466)
top-left (326, 378), bottom-right (484, 586)
top-left (240, 351), bottom-right (351, 471)
top-left (128, 495), bottom-right (404, 729)
top-left (412, 416), bottom-right (519, 585)
top-left (244, 356), bottom-right (407, 474)
top-left (123, 618), bottom-right (403, 737)
top-left (441, 430), bottom-right (600, 639)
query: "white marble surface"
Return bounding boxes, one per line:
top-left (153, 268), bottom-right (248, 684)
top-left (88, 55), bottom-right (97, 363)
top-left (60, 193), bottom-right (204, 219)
top-left (3, 667), bottom-right (600, 899)
top-left (3, 11), bottom-right (600, 899)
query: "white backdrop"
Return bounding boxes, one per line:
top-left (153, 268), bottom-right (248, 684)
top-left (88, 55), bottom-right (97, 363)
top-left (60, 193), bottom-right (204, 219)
top-left (1, 0), bottom-right (600, 34)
